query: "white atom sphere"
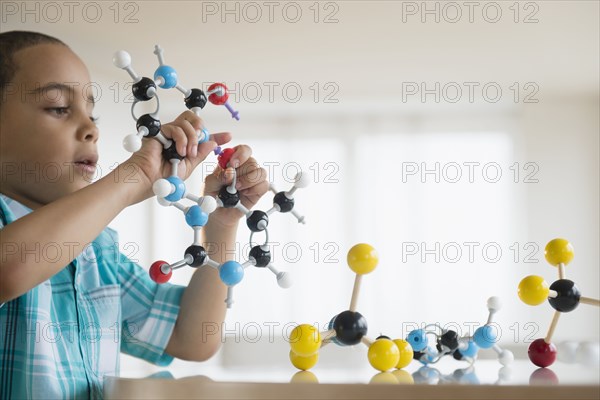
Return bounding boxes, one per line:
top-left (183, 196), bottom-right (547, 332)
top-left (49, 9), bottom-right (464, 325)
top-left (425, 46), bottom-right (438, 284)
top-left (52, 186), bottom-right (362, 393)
top-left (123, 134), bottom-right (142, 152)
top-left (113, 50), bottom-right (131, 69)
top-left (498, 350), bottom-right (514, 366)
top-left (294, 171), bottom-right (311, 188)
top-left (557, 341), bottom-right (579, 363)
top-left (277, 272), bottom-right (292, 288)
top-left (152, 179), bottom-right (173, 198)
top-left (487, 296), bottom-right (502, 312)
top-left (576, 342), bottom-right (600, 367)
top-left (199, 196), bottom-right (217, 214)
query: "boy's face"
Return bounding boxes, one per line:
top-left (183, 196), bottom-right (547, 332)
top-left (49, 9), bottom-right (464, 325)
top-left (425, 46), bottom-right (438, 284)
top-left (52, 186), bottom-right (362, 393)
top-left (0, 43), bottom-right (99, 209)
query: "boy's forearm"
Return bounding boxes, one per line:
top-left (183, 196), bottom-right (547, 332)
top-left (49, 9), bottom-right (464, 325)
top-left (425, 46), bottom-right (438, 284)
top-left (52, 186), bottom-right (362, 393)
top-left (166, 219), bottom-right (236, 361)
top-left (0, 162), bottom-right (148, 303)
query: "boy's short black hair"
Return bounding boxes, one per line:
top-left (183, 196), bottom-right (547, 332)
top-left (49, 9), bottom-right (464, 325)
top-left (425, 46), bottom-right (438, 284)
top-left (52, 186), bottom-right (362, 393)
top-left (0, 31), bottom-right (67, 103)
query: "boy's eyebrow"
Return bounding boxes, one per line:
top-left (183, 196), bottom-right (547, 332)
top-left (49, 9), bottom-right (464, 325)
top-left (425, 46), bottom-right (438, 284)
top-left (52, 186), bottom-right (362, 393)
top-left (31, 82), bottom-right (95, 105)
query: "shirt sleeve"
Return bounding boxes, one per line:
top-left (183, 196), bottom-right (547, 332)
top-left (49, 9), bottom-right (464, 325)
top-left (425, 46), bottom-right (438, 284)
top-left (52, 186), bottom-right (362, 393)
top-left (110, 231), bottom-right (186, 366)
top-left (0, 212), bottom-right (4, 309)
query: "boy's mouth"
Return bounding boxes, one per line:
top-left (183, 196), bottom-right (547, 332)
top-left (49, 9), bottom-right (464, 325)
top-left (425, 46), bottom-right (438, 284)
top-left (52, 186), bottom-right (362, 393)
top-left (73, 154), bottom-right (98, 174)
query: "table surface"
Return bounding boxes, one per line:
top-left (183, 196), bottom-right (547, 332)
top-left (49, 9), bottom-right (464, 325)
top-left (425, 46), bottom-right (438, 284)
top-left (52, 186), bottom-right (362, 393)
top-left (105, 358), bottom-right (600, 399)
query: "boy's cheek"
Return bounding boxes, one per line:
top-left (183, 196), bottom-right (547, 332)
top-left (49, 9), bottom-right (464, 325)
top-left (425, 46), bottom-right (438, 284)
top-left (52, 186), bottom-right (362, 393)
top-left (0, 162), bottom-right (19, 185)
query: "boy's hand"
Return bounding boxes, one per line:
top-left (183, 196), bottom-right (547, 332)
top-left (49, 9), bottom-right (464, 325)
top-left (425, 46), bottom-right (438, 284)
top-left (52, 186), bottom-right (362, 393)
top-left (122, 111), bottom-right (231, 203)
top-left (203, 145), bottom-right (269, 227)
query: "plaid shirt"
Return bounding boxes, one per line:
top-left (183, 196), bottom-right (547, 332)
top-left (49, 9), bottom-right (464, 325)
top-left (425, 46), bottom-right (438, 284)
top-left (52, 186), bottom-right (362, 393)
top-left (0, 195), bottom-right (185, 399)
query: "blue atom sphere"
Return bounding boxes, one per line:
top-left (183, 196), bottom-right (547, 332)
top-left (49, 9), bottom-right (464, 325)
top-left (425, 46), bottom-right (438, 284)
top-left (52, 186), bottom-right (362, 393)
top-left (473, 325), bottom-right (497, 349)
top-left (185, 205), bottom-right (208, 227)
top-left (219, 261), bottom-right (244, 286)
top-left (459, 341), bottom-right (479, 358)
top-left (164, 176), bottom-right (185, 202)
top-left (407, 329), bottom-right (428, 352)
top-left (154, 65), bottom-right (178, 89)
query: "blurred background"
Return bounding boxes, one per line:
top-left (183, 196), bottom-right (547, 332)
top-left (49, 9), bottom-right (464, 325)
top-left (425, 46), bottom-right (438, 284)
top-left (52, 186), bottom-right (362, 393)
top-left (3, 0), bottom-right (598, 376)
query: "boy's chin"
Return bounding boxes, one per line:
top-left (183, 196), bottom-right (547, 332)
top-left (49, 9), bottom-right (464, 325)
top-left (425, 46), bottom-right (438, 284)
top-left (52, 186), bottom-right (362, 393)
top-left (55, 179), bottom-right (94, 198)
top-left (73, 169), bottom-right (97, 186)
top-left (12, 183), bottom-right (87, 209)
top-left (70, 179), bottom-right (94, 191)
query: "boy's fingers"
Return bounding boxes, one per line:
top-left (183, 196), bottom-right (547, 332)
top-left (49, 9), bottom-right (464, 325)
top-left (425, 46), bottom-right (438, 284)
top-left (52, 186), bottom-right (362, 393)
top-left (193, 140), bottom-right (218, 165)
top-left (169, 111), bottom-right (203, 157)
top-left (202, 173), bottom-right (219, 194)
top-left (205, 165), bottom-right (234, 186)
top-left (162, 125), bottom-right (187, 157)
top-left (223, 167), bottom-right (236, 185)
top-left (209, 132), bottom-right (232, 146)
top-left (179, 110), bottom-right (203, 130)
top-left (240, 180), bottom-right (270, 203)
top-left (188, 131), bottom-right (232, 164)
top-left (209, 157), bottom-right (266, 190)
top-left (235, 165), bottom-right (267, 191)
top-left (229, 144), bottom-right (252, 168)
top-left (178, 118), bottom-right (200, 158)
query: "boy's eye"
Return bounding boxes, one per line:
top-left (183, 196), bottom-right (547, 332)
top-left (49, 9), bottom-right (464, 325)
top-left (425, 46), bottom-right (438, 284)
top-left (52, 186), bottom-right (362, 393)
top-left (45, 107), bottom-right (99, 124)
top-left (46, 107), bottom-right (70, 117)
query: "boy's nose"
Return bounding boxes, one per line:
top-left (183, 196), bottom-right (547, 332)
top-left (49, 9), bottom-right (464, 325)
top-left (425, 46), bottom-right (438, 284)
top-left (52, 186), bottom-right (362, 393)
top-left (77, 119), bottom-right (99, 143)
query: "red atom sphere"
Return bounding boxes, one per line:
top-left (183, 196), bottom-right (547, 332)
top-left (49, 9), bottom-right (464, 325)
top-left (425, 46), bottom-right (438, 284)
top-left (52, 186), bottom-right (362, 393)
top-left (218, 148), bottom-right (235, 169)
top-left (208, 83), bottom-right (229, 105)
top-left (528, 338), bottom-right (557, 368)
top-left (149, 260), bottom-right (172, 284)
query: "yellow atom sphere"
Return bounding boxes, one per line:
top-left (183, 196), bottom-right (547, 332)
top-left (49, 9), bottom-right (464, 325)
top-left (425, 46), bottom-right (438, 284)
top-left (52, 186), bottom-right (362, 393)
top-left (545, 238), bottom-right (574, 266)
top-left (347, 243), bottom-right (379, 275)
top-left (393, 339), bottom-right (414, 369)
top-left (368, 338), bottom-right (400, 372)
top-left (289, 324), bottom-right (322, 357)
top-left (289, 350), bottom-right (319, 371)
top-left (518, 275), bottom-right (549, 306)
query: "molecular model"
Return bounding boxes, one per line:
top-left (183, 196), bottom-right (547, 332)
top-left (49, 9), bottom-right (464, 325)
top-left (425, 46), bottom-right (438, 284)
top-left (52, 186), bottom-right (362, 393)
top-left (288, 244), bottom-right (415, 373)
top-left (113, 46), bottom-right (308, 307)
top-left (113, 45), bottom-right (239, 155)
top-left (518, 238), bottom-right (599, 367)
top-left (404, 297), bottom-right (514, 367)
top-left (288, 244), bottom-right (513, 372)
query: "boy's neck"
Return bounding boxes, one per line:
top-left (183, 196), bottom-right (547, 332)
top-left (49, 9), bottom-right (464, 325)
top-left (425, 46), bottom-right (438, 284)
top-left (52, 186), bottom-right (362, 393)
top-left (0, 190), bottom-right (44, 210)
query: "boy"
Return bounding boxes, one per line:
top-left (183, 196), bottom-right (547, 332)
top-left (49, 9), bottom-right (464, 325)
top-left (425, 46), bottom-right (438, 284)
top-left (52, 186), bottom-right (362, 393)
top-left (0, 31), bottom-right (268, 399)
